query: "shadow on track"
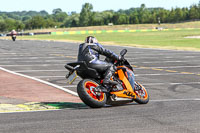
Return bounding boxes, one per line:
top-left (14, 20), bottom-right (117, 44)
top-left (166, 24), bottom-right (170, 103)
top-left (41, 102), bottom-right (139, 110)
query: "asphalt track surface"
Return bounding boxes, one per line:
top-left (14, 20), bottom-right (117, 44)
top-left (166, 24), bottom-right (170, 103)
top-left (0, 39), bottom-right (200, 133)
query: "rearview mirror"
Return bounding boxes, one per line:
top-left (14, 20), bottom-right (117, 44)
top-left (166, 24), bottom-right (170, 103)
top-left (120, 49), bottom-right (127, 56)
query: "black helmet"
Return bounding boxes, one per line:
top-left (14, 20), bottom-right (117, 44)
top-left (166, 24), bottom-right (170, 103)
top-left (85, 36), bottom-right (98, 44)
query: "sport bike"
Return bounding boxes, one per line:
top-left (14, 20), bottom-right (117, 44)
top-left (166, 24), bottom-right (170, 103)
top-left (11, 35), bottom-right (16, 41)
top-left (65, 49), bottom-right (149, 108)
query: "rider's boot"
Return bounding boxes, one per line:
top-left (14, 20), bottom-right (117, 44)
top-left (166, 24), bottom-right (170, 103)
top-left (103, 65), bottom-right (118, 88)
top-left (94, 65), bottom-right (118, 93)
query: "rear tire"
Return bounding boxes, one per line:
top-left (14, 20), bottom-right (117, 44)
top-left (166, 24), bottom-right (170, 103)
top-left (77, 79), bottom-right (107, 108)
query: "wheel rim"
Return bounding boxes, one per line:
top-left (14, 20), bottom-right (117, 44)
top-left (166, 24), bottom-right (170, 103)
top-left (84, 81), bottom-right (105, 101)
top-left (134, 84), bottom-right (148, 100)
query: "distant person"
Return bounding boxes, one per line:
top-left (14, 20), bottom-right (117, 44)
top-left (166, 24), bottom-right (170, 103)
top-left (11, 30), bottom-right (17, 36)
top-left (10, 30), bottom-right (17, 41)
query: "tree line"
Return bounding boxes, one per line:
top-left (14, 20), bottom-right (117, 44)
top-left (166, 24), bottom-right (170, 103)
top-left (0, 2), bottom-right (200, 32)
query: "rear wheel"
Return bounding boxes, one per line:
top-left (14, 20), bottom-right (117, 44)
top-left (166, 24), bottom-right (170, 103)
top-left (134, 82), bottom-right (149, 104)
top-left (77, 79), bottom-right (106, 108)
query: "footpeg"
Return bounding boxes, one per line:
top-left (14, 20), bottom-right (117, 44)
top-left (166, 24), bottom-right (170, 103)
top-left (103, 80), bottom-right (118, 86)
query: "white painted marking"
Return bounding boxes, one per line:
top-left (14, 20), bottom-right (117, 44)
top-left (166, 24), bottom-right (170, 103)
top-left (0, 55), bottom-right (33, 57)
top-left (170, 82), bottom-right (200, 85)
top-left (62, 85), bottom-right (77, 88)
top-left (15, 70), bottom-right (66, 72)
top-left (141, 60), bottom-right (189, 63)
top-left (125, 57), bottom-right (162, 59)
top-left (142, 83), bottom-right (166, 85)
top-left (0, 53), bottom-right (30, 55)
top-left (0, 60), bottom-right (71, 63)
top-left (184, 56), bottom-right (197, 58)
top-left (154, 66), bottom-right (200, 69)
top-left (163, 60), bottom-right (188, 63)
top-left (35, 76), bottom-right (64, 78)
top-left (151, 98), bottom-right (200, 102)
top-left (134, 66), bottom-right (200, 69)
top-left (50, 54), bottom-right (77, 56)
top-left (0, 67), bottom-right (78, 96)
top-left (135, 73), bottom-right (190, 76)
top-left (0, 64), bottom-right (64, 67)
top-left (126, 53), bottom-right (168, 56)
top-left (142, 82), bottom-right (200, 86)
top-left (0, 57), bottom-right (62, 60)
top-left (126, 56), bottom-right (198, 60)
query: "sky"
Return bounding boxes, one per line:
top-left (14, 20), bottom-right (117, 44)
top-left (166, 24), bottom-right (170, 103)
top-left (0, 0), bottom-right (199, 14)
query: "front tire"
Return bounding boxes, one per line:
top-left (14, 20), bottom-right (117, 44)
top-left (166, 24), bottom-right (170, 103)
top-left (134, 82), bottom-right (149, 104)
top-left (77, 79), bottom-right (107, 108)
top-left (12, 37), bottom-right (16, 41)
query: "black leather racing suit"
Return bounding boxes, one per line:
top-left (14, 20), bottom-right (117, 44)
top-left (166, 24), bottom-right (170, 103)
top-left (78, 43), bottom-right (119, 85)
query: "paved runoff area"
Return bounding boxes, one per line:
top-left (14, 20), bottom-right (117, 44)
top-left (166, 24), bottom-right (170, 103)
top-left (0, 39), bottom-right (200, 133)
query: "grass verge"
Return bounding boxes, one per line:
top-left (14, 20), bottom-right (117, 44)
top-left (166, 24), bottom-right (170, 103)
top-left (16, 29), bottom-right (200, 51)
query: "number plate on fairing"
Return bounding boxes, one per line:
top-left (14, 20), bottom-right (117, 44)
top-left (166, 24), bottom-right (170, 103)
top-left (67, 71), bottom-right (77, 84)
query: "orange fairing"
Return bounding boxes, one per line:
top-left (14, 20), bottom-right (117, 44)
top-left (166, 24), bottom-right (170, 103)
top-left (110, 90), bottom-right (130, 98)
top-left (117, 69), bottom-right (136, 98)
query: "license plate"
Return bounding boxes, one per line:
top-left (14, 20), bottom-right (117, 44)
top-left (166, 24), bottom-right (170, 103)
top-left (67, 71), bottom-right (77, 84)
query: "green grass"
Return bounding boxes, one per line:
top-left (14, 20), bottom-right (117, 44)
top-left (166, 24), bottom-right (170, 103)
top-left (25, 21), bottom-right (200, 33)
top-left (18, 29), bottom-right (200, 51)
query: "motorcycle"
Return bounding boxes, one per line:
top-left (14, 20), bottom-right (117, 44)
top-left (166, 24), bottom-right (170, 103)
top-left (65, 49), bottom-right (149, 108)
top-left (11, 35), bottom-right (16, 41)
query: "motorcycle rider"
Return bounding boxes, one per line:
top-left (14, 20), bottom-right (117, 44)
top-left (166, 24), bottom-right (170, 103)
top-left (78, 36), bottom-right (122, 88)
top-left (11, 29), bottom-right (17, 36)
top-left (10, 29), bottom-right (17, 41)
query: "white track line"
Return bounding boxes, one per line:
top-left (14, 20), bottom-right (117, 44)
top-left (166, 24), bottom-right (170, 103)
top-left (62, 85), bottom-right (77, 88)
top-left (141, 60), bottom-right (200, 63)
top-left (135, 72), bottom-right (198, 76)
top-left (35, 76), bottom-right (64, 78)
top-left (0, 67), bottom-right (78, 96)
top-left (151, 98), bottom-right (200, 102)
top-left (135, 73), bottom-right (182, 76)
top-left (15, 70), bottom-right (66, 72)
top-left (0, 60), bottom-right (71, 63)
top-left (153, 66), bottom-right (200, 68)
top-left (0, 64), bottom-right (64, 67)
top-left (0, 57), bottom-right (62, 60)
top-left (142, 82), bottom-right (200, 86)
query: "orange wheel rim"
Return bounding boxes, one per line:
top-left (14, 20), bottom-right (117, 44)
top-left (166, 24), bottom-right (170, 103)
top-left (84, 81), bottom-right (104, 101)
top-left (135, 84), bottom-right (148, 100)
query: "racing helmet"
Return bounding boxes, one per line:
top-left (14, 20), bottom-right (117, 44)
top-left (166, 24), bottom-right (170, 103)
top-left (85, 36), bottom-right (98, 44)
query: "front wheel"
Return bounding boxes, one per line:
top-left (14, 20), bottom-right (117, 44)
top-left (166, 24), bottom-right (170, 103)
top-left (12, 37), bottom-right (16, 41)
top-left (77, 79), bottom-right (107, 108)
top-left (134, 82), bottom-right (149, 104)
